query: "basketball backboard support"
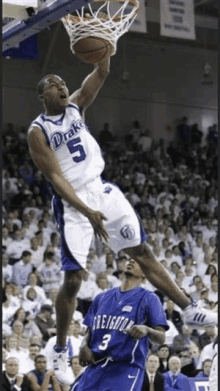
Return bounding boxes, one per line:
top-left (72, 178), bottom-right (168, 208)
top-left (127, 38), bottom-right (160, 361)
top-left (2, 0), bottom-right (91, 52)
top-left (3, 0), bottom-right (38, 19)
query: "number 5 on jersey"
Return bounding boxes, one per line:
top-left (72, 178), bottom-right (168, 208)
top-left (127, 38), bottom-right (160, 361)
top-left (67, 137), bottom-right (86, 163)
top-left (98, 334), bottom-right (112, 350)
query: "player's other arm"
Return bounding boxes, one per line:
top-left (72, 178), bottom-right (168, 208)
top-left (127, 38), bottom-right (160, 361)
top-left (27, 126), bottom-right (108, 241)
top-left (70, 56), bottom-right (110, 116)
top-left (79, 328), bottom-right (95, 366)
top-left (125, 325), bottom-right (166, 345)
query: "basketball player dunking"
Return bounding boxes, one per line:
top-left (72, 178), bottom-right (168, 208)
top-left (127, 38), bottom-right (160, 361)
top-left (27, 54), bottom-right (217, 386)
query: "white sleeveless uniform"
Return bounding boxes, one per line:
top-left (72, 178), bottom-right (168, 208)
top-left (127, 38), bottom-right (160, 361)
top-left (31, 104), bottom-right (146, 270)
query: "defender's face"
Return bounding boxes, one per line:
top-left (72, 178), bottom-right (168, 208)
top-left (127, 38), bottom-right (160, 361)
top-left (42, 76), bottom-right (70, 110)
top-left (125, 259), bottom-right (144, 279)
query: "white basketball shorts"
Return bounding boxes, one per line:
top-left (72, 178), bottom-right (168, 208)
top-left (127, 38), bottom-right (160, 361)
top-left (52, 176), bottom-right (146, 271)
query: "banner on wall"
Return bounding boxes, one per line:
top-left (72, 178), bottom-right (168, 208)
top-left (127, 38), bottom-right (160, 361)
top-left (160, 0), bottom-right (196, 40)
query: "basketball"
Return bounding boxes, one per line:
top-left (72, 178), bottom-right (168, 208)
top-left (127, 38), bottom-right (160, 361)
top-left (73, 37), bottom-right (112, 64)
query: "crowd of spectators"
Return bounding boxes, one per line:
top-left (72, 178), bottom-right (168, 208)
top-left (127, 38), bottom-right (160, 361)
top-left (2, 119), bottom-right (218, 390)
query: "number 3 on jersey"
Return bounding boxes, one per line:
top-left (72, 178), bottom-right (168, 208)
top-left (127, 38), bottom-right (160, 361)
top-left (98, 334), bottom-right (112, 351)
top-left (67, 137), bottom-right (86, 163)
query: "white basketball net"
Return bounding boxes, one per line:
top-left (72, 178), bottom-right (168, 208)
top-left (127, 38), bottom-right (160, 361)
top-left (61, 0), bottom-right (140, 55)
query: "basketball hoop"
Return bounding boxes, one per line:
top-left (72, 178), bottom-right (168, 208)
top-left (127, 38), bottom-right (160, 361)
top-left (61, 0), bottom-right (140, 56)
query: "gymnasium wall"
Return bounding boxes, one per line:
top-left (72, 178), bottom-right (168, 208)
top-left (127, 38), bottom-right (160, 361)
top-left (2, 23), bottom-right (217, 143)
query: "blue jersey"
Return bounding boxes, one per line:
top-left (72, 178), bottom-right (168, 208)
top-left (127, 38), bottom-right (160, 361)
top-left (83, 286), bottom-right (169, 369)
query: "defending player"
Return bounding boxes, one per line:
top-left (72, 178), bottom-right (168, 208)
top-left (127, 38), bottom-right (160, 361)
top-left (27, 54), bottom-right (217, 385)
top-left (71, 258), bottom-right (169, 391)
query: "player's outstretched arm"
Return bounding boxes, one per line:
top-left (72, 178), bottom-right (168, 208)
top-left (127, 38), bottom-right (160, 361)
top-left (27, 126), bottom-right (108, 242)
top-left (70, 56), bottom-right (110, 115)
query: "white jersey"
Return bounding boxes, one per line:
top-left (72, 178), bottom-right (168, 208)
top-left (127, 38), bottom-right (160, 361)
top-left (31, 103), bottom-right (105, 190)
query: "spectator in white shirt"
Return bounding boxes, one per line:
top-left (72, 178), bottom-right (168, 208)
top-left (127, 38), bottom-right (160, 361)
top-left (190, 279), bottom-right (207, 302)
top-left (77, 269), bottom-right (101, 316)
top-left (125, 186), bottom-right (141, 207)
top-left (85, 260), bottom-right (96, 282)
top-left (5, 335), bottom-right (28, 363)
top-left (11, 307), bottom-right (42, 340)
top-left (22, 272), bottom-right (47, 304)
top-left (71, 299), bottom-right (85, 333)
top-left (192, 237), bottom-right (204, 261)
top-left (96, 272), bottom-right (110, 292)
top-left (19, 343), bottom-right (41, 374)
top-left (29, 237), bottom-right (45, 269)
top-left (208, 236), bottom-right (217, 254)
top-left (209, 340), bottom-right (218, 391)
top-left (169, 262), bottom-right (182, 280)
top-left (2, 226), bottom-right (13, 250)
top-left (171, 246), bottom-right (183, 266)
top-left (77, 270), bottom-right (101, 301)
top-left (11, 251), bottom-right (33, 289)
top-left (106, 265), bottom-right (121, 288)
top-left (169, 198), bottom-right (181, 221)
top-left (177, 226), bottom-right (195, 252)
top-left (2, 253), bottom-right (13, 284)
top-left (36, 219), bottom-right (52, 247)
top-left (4, 284), bottom-right (21, 310)
top-left (164, 228), bottom-right (177, 246)
top-left (6, 229), bottom-right (30, 265)
top-left (10, 209), bottom-right (22, 230)
top-left (34, 230), bottom-right (47, 252)
top-left (204, 264), bottom-right (218, 287)
top-left (3, 300), bottom-right (16, 337)
top-left (21, 288), bottom-right (42, 317)
top-left (207, 189), bottom-right (218, 214)
top-left (183, 257), bottom-right (196, 286)
top-left (197, 341), bottom-right (217, 370)
top-left (87, 248), bottom-right (106, 275)
top-left (37, 251), bottom-right (61, 296)
top-left (207, 274), bottom-right (218, 303)
top-left (201, 221), bottom-right (217, 244)
top-left (48, 232), bottom-right (61, 265)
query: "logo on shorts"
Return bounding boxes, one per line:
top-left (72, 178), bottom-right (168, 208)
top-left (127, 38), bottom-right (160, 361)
top-left (120, 225), bottom-right (135, 240)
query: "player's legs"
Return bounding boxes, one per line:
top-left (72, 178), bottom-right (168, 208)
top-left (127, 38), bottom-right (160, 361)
top-left (124, 242), bottom-right (217, 327)
top-left (52, 195), bottom-right (94, 385)
top-left (55, 270), bottom-right (84, 347)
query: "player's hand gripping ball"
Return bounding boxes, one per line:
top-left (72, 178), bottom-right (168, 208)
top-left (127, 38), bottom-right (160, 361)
top-left (124, 325), bottom-right (149, 340)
